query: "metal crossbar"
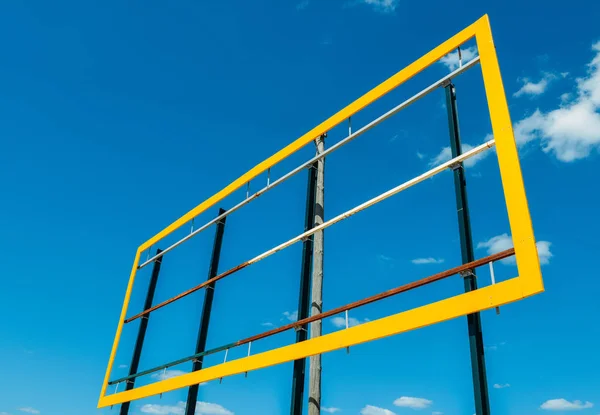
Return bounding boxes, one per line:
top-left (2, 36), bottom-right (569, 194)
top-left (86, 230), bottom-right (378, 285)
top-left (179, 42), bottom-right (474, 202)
top-left (137, 57), bottom-right (480, 270)
top-left (110, 247), bottom-right (514, 386)
top-left (124, 139), bottom-right (494, 324)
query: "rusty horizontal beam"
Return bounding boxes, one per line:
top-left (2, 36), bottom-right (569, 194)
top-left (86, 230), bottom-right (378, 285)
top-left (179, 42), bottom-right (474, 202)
top-left (110, 248), bottom-right (514, 385)
top-left (124, 262), bottom-right (250, 324)
top-left (241, 247), bottom-right (514, 344)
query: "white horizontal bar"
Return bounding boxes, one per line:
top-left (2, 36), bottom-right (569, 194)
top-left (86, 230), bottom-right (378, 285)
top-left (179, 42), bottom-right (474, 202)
top-left (138, 57), bottom-right (481, 269)
top-left (245, 140), bottom-right (495, 267)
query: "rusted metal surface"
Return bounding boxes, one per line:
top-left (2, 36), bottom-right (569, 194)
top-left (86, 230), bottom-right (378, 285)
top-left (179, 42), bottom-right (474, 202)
top-left (124, 262), bottom-right (250, 324)
top-left (111, 248), bottom-right (514, 385)
top-left (239, 247), bottom-right (515, 344)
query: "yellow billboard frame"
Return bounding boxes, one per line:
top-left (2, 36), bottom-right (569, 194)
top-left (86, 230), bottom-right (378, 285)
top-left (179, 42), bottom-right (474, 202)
top-left (98, 14), bottom-right (543, 408)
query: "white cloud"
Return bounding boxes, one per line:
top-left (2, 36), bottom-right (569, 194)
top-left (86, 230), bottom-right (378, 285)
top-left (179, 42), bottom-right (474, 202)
top-left (493, 383), bottom-right (511, 389)
top-left (477, 233), bottom-right (553, 265)
top-left (428, 139), bottom-right (493, 168)
top-left (196, 402), bottom-right (234, 415)
top-left (322, 408), bottom-right (341, 413)
top-left (261, 322), bottom-right (274, 327)
top-left (361, 405), bottom-right (396, 415)
top-left (18, 409), bottom-right (39, 415)
top-left (140, 401), bottom-right (233, 415)
top-left (296, 0), bottom-right (309, 10)
top-left (378, 254), bottom-right (394, 262)
top-left (118, 364), bottom-right (128, 369)
top-left (541, 399), bottom-right (594, 411)
top-left (360, 0), bottom-right (399, 13)
top-left (151, 369), bottom-right (187, 381)
top-left (393, 397), bottom-right (433, 409)
top-left (432, 412), bottom-right (443, 415)
top-left (0, 412), bottom-right (12, 415)
top-left (283, 310), bottom-right (298, 321)
top-left (514, 73), bottom-right (556, 98)
top-left (513, 41), bottom-right (600, 161)
top-left (439, 46), bottom-right (478, 71)
top-left (561, 92), bottom-right (572, 103)
top-left (411, 257), bottom-right (444, 265)
top-left (331, 316), bottom-right (369, 328)
top-left (416, 151), bottom-right (425, 159)
top-left (141, 404), bottom-right (181, 415)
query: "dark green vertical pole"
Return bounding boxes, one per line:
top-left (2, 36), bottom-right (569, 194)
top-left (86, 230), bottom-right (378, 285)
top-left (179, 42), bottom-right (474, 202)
top-left (184, 208), bottom-right (228, 415)
top-left (120, 249), bottom-right (163, 415)
top-left (445, 83), bottom-right (491, 415)
top-left (290, 163), bottom-right (317, 415)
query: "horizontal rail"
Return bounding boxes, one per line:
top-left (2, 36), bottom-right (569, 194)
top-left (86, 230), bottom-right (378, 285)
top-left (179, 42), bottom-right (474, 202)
top-left (125, 138), bottom-right (495, 324)
top-left (137, 56), bottom-right (481, 269)
top-left (109, 247), bottom-right (514, 385)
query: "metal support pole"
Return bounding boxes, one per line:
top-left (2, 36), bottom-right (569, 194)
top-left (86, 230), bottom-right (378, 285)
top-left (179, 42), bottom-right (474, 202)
top-left (120, 249), bottom-right (164, 415)
top-left (445, 83), bottom-right (490, 415)
top-left (184, 208), bottom-right (228, 415)
top-left (290, 161), bottom-right (318, 415)
top-left (308, 134), bottom-right (325, 415)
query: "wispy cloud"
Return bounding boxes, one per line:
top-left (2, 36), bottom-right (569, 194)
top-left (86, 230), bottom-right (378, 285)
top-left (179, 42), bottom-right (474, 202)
top-left (18, 409), bottom-right (40, 415)
top-left (322, 408), bottom-right (341, 413)
top-left (485, 342), bottom-right (506, 351)
top-left (493, 383), bottom-right (511, 389)
top-left (411, 257), bottom-right (444, 265)
top-left (359, 0), bottom-right (399, 13)
top-left (151, 369), bottom-right (187, 381)
top-left (416, 152), bottom-right (425, 160)
top-left (432, 412), bottom-right (443, 415)
top-left (514, 73), bottom-right (557, 98)
top-left (439, 46), bottom-right (478, 71)
top-left (321, 37), bottom-right (333, 46)
top-left (296, 0), bottom-right (309, 10)
top-left (140, 401), bottom-right (233, 415)
top-left (118, 364), bottom-right (128, 369)
top-left (428, 137), bottom-right (493, 169)
top-left (361, 405), bottom-right (396, 415)
top-left (393, 397), bottom-right (433, 409)
top-left (261, 322), bottom-right (274, 327)
top-left (477, 233), bottom-right (553, 265)
top-left (331, 316), bottom-right (369, 328)
top-left (540, 399), bottom-right (594, 411)
top-left (282, 310), bottom-right (298, 322)
top-left (378, 254), bottom-right (394, 262)
top-left (513, 41), bottom-right (600, 161)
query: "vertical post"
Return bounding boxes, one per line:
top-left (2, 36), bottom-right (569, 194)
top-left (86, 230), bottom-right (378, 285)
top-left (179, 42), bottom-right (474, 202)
top-left (120, 249), bottom-right (164, 415)
top-left (184, 208), bottom-right (228, 415)
top-left (445, 83), bottom-right (491, 415)
top-left (308, 134), bottom-right (326, 415)
top-left (290, 160), bottom-right (318, 415)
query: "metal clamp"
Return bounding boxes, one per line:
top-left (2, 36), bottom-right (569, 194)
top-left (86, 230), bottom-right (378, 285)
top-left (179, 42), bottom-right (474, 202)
top-left (459, 269), bottom-right (476, 278)
top-left (294, 325), bottom-right (307, 333)
top-left (449, 161), bottom-right (463, 171)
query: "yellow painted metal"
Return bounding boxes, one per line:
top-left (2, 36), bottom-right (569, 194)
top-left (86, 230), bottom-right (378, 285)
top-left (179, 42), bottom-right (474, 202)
top-left (474, 17), bottom-right (544, 296)
top-left (98, 248), bottom-right (142, 402)
top-left (138, 18), bottom-right (480, 253)
top-left (98, 14), bottom-right (543, 408)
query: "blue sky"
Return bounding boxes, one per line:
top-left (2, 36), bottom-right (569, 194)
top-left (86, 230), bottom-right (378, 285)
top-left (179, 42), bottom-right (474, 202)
top-left (0, 1), bottom-right (599, 415)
